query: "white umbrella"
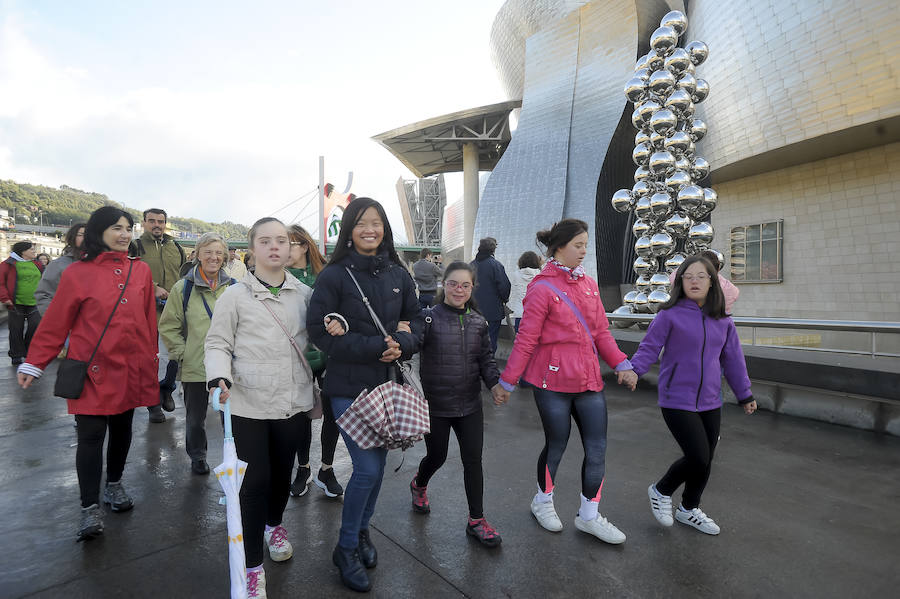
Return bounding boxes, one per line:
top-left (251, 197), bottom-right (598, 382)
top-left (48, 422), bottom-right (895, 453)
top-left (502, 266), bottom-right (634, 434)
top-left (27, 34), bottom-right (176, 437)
top-left (212, 388), bottom-right (248, 599)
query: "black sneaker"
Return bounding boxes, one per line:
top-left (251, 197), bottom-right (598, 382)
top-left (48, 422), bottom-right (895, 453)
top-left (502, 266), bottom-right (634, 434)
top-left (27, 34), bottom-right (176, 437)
top-left (77, 504), bottom-right (104, 541)
top-left (102, 481), bottom-right (134, 512)
top-left (315, 467), bottom-right (344, 498)
top-left (148, 405), bottom-right (166, 423)
top-left (191, 460), bottom-right (210, 475)
top-left (160, 389), bottom-right (175, 412)
top-left (290, 466), bottom-right (312, 497)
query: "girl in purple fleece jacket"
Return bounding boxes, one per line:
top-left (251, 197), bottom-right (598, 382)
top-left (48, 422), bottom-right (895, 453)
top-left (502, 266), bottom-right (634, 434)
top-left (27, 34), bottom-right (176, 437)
top-left (630, 255), bottom-right (757, 536)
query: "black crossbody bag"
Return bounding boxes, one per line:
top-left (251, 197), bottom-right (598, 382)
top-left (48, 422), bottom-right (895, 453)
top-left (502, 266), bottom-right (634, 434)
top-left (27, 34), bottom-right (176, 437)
top-left (55, 260), bottom-right (134, 399)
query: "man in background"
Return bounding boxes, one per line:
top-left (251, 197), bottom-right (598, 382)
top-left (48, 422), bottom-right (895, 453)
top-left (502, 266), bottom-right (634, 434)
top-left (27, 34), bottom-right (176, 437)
top-left (412, 248), bottom-right (442, 309)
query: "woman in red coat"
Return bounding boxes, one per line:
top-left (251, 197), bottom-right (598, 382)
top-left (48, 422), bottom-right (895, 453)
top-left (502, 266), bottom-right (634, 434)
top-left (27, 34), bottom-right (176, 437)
top-left (17, 206), bottom-right (159, 541)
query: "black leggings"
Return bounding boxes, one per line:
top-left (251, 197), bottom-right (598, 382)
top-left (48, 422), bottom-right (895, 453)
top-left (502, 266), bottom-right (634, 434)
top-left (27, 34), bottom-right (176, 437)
top-left (415, 409), bottom-right (484, 519)
top-left (296, 393), bottom-right (340, 466)
top-left (232, 413), bottom-right (305, 568)
top-left (74, 410), bottom-right (134, 508)
top-left (656, 407), bottom-right (721, 510)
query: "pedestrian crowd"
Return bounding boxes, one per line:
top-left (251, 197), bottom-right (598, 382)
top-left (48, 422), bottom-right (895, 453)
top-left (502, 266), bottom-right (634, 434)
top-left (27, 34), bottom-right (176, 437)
top-left (9, 201), bottom-right (755, 597)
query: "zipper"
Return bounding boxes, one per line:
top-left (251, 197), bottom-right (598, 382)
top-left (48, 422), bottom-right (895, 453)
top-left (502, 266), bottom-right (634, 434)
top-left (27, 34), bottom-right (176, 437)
top-left (666, 363), bottom-right (679, 391)
top-left (695, 314), bottom-right (707, 410)
top-left (460, 314), bottom-right (467, 416)
top-left (156, 240), bottom-right (166, 289)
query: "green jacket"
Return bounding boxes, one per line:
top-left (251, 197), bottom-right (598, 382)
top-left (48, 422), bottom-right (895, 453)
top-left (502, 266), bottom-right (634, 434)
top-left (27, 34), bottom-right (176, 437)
top-left (159, 267), bottom-right (233, 382)
top-left (137, 232), bottom-right (185, 292)
top-left (288, 266), bottom-right (326, 372)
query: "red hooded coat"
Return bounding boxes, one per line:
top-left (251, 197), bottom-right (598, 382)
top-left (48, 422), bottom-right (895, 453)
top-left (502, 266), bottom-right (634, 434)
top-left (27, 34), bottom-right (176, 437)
top-left (24, 252), bottom-right (159, 415)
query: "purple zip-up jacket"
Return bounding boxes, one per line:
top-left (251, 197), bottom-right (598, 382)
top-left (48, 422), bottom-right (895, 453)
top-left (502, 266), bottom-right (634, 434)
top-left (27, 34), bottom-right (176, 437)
top-left (630, 298), bottom-right (753, 412)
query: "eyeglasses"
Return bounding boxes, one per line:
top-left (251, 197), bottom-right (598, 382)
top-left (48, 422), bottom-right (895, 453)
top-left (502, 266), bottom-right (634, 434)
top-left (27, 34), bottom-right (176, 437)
top-left (445, 280), bottom-right (472, 290)
top-left (290, 241), bottom-right (307, 247)
top-left (682, 274), bottom-right (710, 282)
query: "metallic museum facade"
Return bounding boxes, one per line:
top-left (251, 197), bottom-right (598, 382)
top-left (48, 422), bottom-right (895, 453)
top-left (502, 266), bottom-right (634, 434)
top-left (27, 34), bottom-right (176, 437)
top-left (472, 0), bottom-right (900, 321)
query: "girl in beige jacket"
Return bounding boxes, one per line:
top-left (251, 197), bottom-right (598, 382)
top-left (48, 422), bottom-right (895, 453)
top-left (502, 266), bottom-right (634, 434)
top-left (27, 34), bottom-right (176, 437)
top-left (204, 217), bottom-right (315, 598)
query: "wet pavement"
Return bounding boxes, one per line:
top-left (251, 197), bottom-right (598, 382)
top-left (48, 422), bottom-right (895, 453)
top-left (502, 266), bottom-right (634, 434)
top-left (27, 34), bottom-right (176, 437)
top-left (1, 336), bottom-right (899, 598)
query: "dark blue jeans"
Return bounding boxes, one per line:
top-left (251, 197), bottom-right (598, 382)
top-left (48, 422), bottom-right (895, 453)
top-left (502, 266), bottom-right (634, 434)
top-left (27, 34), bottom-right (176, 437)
top-left (531, 386), bottom-right (609, 499)
top-left (487, 320), bottom-right (502, 354)
top-left (331, 396), bottom-right (388, 549)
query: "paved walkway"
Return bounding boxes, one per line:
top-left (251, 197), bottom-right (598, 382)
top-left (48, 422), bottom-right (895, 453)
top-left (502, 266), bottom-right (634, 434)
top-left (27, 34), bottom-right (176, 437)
top-left (1, 339), bottom-right (898, 598)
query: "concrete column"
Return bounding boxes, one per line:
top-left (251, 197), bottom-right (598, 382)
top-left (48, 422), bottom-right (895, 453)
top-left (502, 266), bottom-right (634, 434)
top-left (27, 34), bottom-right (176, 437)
top-left (462, 142), bottom-right (479, 261)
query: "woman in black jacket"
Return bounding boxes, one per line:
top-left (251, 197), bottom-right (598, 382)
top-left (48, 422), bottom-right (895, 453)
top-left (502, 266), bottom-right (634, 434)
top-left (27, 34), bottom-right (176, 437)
top-left (307, 198), bottom-right (420, 593)
top-left (410, 261), bottom-right (507, 547)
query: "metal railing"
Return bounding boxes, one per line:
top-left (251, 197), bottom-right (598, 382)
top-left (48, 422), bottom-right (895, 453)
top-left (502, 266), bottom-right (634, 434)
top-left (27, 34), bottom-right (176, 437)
top-left (606, 313), bottom-right (900, 358)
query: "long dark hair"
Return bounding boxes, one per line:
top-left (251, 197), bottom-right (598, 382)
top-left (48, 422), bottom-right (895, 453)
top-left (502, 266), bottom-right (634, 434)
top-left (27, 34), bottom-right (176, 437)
top-left (327, 198), bottom-right (402, 266)
top-left (63, 222), bottom-right (87, 256)
top-left (660, 255), bottom-right (726, 318)
top-left (434, 261), bottom-right (480, 312)
top-left (536, 218), bottom-right (589, 258)
top-left (82, 207), bottom-right (134, 261)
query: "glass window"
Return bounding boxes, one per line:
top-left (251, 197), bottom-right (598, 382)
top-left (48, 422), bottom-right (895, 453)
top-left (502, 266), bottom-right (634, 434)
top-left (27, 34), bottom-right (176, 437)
top-left (730, 220), bottom-right (782, 282)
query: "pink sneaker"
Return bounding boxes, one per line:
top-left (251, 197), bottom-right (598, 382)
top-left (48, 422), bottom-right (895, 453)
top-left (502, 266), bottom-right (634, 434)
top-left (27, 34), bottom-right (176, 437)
top-left (410, 475), bottom-right (430, 514)
top-left (247, 568), bottom-right (267, 598)
top-left (466, 517), bottom-right (502, 547)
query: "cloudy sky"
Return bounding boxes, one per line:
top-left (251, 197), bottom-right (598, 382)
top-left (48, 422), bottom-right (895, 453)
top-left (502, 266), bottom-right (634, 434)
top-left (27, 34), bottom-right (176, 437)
top-left (0, 0), bottom-right (507, 240)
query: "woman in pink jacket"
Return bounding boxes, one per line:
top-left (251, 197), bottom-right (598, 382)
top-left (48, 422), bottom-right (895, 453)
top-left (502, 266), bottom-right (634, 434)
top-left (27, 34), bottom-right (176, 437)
top-left (498, 219), bottom-right (637, 545)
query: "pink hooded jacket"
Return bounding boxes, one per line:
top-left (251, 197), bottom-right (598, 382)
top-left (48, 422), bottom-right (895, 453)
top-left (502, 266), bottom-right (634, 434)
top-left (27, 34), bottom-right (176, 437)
top-left (668, 271), bottom-right (740, 314)
top-left (500, 262), bottom-right (627, 393)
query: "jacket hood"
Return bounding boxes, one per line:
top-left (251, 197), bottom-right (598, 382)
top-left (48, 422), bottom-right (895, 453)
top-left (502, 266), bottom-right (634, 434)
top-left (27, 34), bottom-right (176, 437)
top-left (518, 267), bottom-right (540, 282)
top-left (185, 264), bottom-right (234, 288)
top-left (239, 270), bottom-right (303, 298)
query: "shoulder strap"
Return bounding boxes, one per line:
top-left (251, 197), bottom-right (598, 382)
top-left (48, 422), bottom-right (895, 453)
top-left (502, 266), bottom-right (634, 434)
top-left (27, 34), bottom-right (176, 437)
top-left (259, 300), bottom-right (314, 381)
top-left (182, 279), bottom-right (193, 315)
top-left (344, 266), bottom-right (390, 338)
top-left (175, 240), bottom-right (185, 263)
top-left (134, 238), bottom-right (144, 256)
top-left (534, 280), bottom-right (597, 357)
top-left (88, 260), bottom-right (134, 365)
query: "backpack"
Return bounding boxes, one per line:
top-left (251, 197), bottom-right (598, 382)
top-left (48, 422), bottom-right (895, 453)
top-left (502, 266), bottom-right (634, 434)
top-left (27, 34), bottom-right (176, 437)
top-left (180, 276), bottom-right (236, 338)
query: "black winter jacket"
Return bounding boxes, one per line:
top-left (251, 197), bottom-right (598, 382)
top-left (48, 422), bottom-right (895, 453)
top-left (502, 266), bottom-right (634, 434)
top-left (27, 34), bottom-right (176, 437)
top-left (414, 303), bottom-right (501, 418)
top-left (307, 251), bottom-right (421, 400)
top-left (471, 251), bottom-right (511, 322)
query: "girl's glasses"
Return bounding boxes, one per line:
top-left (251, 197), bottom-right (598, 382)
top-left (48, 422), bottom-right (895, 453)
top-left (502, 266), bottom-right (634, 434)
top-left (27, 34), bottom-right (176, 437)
top-left (682, 274), bottom-right (710, 281)
top-left (445, 280), bottom-right (472, 290)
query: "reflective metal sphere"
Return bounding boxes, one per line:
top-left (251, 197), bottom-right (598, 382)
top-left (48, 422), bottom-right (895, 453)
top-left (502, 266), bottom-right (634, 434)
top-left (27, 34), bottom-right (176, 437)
top-left (634, 196), bottom-right (652, 220)
top-left (637, 99), bottom-right (661, 124)
top-left (633, 255), bottom-right (658, 276)
top-left (634, 165), bottom-right (651, 184)
top-left (693, 79), bottom-right (710, 103)
top-left (686, 40), bottom-right (709, 66)
top-left (647, 289), bottom-right (671, 313)
top-left (650, 231), bottom-right (676, 257)
top-left (690, 156), bottom-right (710, 181)
top-left (675, 155), bottom-right (693, 172)
top-left (611, 304), bottom-right (635, 328)
top-left (625, 77), bottom-right (648, 103)
top-left (635, 276), bottom-right (652, 294)
top-left (664, 130), bottom-right (691, 156)
top-left (634, 54), bottom-right (650, 71)
top-left (632, 180), bottom-right (652, 199)
top-left (634, 68), bottom-right (651, 82)
top-left (632, 218), bottom-right (651, 238)
top-left (688, 221), bottom-right (715, 246)
top-left (677, 185), bottom-right (704, 212)
top-left (649, 151), bottom-right (676, 176)
top-left (683, 240), bottom-right (700, 255)
top-left (635, 131), bottom-right (651, 147)
top-left (649, 130), bottom-right (667, 149)
top-left (665, 89), bottom-right (693, 116)
top-left (665, 48), bottom-right (692, 75)
top-left (611, 189), bottom-right (634, 213)
top-left (631, 108), bottom-right (644, 129)
top-left (660, 10), bottom-right (688, 36)
top-left (635, 235), bottom-right (652, 258)
top-left (649, 272), bottom-right (671, 290)
top-left (646, 49), bottom-right (665, 71)
top-left (649, 108), bottom-right (677, 135)
top-left (665, 253), bottom-right (687, 273)
top-left (707, 249), bottom-right (725, 268)
top-left (650, 26), bottom-right (678, 56)
top-left (650, 191), bottom-right (674, 217)
top-left (665, 170), bottom-right (692, 193)
top-left (675, 72), bottom-right (697, 96)
top-left (633, 291), bottom-right (651, 312)
top-left (623, 290), bottom-right (639, 306)
top-left (632, 142), bottom-right (652, 165)
top-left (681, 99), bottom-right (696, 119)
top-left (689, 118), bottom-right (707, 142)
top-left (663, 212), bottom-right (693, 237)
top-left (700, 187), bottom-right (718, 215)
top-left (648, 69), bottom-right (676, 96)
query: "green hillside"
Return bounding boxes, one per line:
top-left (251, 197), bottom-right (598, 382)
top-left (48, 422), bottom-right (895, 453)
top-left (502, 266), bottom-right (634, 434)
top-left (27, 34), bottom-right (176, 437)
top-left (0, 180), bottom-right (249, 239)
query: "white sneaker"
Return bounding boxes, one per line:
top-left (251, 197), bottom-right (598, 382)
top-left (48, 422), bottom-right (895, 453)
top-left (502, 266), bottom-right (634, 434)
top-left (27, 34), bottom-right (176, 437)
top-left (648, 484), bottom-right (674, 527)
top-left (530, 498), bottom-right (563, 532)
top-left (247, 568), bottom-right (267, 598)
top-left (263, 525), bottom-right (294, 561)
top-left (674, 507), bottom-right (720, 535)
top-left (574, 514), bottom-right (626, 544)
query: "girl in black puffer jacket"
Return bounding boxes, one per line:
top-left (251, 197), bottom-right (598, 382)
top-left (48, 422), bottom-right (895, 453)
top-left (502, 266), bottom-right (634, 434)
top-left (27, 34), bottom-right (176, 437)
top-left (409, 261), bottom-right (508, 547)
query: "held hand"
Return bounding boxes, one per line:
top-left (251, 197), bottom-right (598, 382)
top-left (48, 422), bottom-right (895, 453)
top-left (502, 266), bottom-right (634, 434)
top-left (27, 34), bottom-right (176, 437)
top-left (743, 400), bottom-right (757, 415)
top-left (155, 285), bottom-right (169, 300)
top-left (380, 337), bottom-right (402, 362)
top-left (616, 369), bottom-right (638, 391)
top-left (324, 316), bottom-right (346, 336)
top-left (211, 380), bottom-right (230, 403)
top-left (491, 384), bottom-right (510, 405)
top-left (18, 373), bottom-right (34, 389)
top-left (396, 320), bottom-right (411, 334)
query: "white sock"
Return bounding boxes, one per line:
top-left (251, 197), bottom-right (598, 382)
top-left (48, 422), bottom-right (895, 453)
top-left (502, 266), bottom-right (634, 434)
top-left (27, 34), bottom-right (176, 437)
top-left (678, 504), bottom-right (691, 513)
top-left (247, 564), bottom-right (264, 573)
top-left (265, 524), bottom-right (276, 534)
top-left (578, 494), bottom-right (599, 521)
top-left (650, 484), bottom-right (667, 498)
top-left (533, 487), bottom-right (554, 504)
